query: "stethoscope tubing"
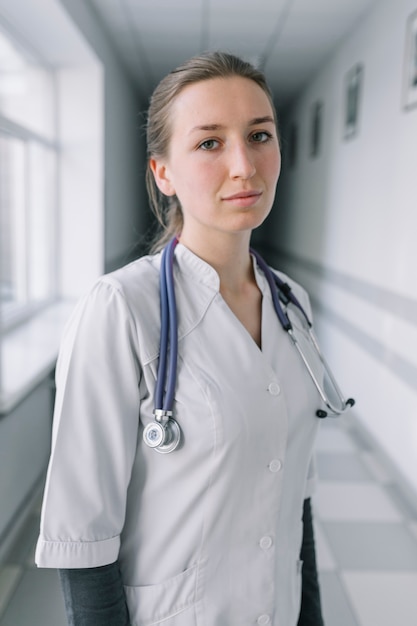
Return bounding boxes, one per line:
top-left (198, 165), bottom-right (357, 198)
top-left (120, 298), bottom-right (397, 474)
top-left (154, 237), bottom-right (178, 414)
top-left (250, 248), bottom-right (310, 330)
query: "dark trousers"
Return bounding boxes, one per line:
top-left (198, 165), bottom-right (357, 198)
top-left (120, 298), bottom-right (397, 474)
top-left (297, 498), bottom-right (325, 626)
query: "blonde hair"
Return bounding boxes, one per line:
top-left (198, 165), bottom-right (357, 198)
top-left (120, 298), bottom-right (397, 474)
top-left (145, 51), bottom-right (278, 252)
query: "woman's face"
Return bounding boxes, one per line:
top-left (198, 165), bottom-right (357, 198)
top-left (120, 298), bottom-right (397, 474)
top-left (150, 76), bottom-right (281, 242)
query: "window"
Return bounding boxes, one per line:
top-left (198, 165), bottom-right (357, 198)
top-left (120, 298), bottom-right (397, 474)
top-left (0, 27), bottom-right (57, 329)
top-left (0, 1), bottom-right (104, 413)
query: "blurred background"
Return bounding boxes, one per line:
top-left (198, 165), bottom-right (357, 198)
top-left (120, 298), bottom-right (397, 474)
top-left (0, 0), bottom-right (417, 624)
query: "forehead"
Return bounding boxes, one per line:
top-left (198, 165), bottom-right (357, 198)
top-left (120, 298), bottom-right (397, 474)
top-left (170, 76), bottom-right (275, 130)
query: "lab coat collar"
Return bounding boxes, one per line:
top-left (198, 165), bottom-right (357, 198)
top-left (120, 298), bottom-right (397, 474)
top-left (174, 242), bottom-right (270, 297)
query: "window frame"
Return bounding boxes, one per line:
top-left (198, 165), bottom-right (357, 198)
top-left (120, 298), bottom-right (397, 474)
top-left (0, 31), bottom-right (59, 332)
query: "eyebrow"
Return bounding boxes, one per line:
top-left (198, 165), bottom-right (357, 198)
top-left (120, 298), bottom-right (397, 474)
top-left (190, 116), bottom-right (275, 133)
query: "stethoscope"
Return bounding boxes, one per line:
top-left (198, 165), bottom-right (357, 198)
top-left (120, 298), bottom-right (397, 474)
top-left (143, 237), bottom-right (355, 453)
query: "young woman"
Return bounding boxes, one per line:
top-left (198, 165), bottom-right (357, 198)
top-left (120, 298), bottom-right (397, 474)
top-left (36, 52), bottom-right (324, 626)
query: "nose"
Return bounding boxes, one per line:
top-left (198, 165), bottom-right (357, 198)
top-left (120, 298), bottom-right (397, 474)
top-left (228, 141), bottom-right (256, 180)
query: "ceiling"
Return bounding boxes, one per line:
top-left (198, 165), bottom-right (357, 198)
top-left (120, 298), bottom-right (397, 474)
top-left (87, 0), bottom-right (378, 107)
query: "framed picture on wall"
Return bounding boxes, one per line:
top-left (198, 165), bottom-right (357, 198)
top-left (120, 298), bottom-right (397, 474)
top-left (403, 9), bottom-right (417, 110)
top-left (344, 63), bottom-right (363, 139)
top-left (310, 101), bottom-right (323, 157)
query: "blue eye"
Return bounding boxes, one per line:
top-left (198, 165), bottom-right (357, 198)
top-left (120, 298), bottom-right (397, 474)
top-left (251, 131), bottom-right (272, 143)
top-left (199, 139), bottom-right (219, 150)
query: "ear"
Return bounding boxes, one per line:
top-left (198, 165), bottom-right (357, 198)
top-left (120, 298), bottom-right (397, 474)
top-left (149, 158), bottom-right (176, 196)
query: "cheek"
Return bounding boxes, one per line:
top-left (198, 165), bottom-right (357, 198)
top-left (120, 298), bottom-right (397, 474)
top-left (187, 161), bottom-right (222, 192)
top-left (173, 165), bottom-right (215, 208)
top-left (275, 149), bottom-right (282, 180)
top-left (264, 150), bottom-right (281, 186)
top-left (275, 155), bottom-right (282, 182)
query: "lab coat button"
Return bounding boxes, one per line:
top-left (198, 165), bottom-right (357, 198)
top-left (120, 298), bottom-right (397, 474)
top-left (269, 459), bottom-right (282, 472)
top-left (259, 536), bottom-right (273, 550)
top-left (268, 382), bottom-right (280, 395)
top-left (257, 615), bottom-right (271, 625)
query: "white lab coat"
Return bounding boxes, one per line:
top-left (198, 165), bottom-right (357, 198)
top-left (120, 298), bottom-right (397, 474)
top-left (36, 243), bottom-right (321, 626)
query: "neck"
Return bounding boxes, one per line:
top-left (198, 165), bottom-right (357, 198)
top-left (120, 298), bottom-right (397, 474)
top-left (179, 230), bottom-right (255, 292)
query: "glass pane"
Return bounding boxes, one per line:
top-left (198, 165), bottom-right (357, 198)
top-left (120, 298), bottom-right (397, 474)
top-left (0, 29), bottom-right (55, 140)
top-left (0, 134), bottom-right (57, 326)
top-left (0, 133), bottom-right (27, 310)
top-left (27, 142), bottom-right (56, 301)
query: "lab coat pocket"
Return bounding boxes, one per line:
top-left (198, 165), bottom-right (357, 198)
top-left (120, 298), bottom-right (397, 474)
top-left (124, 563), bottom-right (199, 626)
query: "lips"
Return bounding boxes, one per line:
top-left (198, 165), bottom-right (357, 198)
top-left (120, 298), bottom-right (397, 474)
top-left (221, 189), bottom-right (263, 208)
top-left (222, 190), bottom-right (262, 201)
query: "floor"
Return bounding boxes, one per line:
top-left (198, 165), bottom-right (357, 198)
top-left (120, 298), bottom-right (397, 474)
top-left (0, 416), bottom-right (416, 625)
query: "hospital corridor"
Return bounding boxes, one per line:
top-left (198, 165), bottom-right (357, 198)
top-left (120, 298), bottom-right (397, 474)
top-left (1, 0), bottom-right (417, 625)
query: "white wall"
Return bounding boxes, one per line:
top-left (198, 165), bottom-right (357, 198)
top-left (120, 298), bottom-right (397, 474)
top-left (260, 0), bottom-right (417, 497)
top-left (58, 64), bottom-right (105, 297)
top-left (59, 0), bottom-right (149, 272)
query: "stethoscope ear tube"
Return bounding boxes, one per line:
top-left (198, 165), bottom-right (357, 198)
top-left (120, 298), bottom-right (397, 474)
top-left (289, 326), bottom-right (355, 417)
top-left (316, 398), bottom-right (355, 419)
top-left (305, 327), bottom-right (355, 416)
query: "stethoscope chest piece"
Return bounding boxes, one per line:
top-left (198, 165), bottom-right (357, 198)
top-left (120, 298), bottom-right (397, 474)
top-left (143, 411), bottom-right (181, 454)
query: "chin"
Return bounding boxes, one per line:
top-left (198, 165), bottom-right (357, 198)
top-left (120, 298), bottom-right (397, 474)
top-left (240, 207), bottom-right (272, 230)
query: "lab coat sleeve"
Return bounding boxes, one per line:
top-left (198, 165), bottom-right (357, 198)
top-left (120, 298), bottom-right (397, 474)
top-left (36, 280), bottom-right (141, 569)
